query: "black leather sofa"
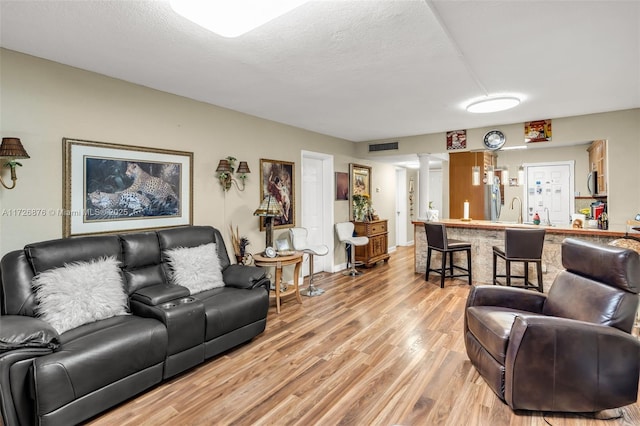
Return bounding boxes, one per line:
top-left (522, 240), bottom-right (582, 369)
top-left (0, 226), bottom-right (270, 426)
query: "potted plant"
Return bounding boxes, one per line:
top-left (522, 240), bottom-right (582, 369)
top-left (352, 193), bottom-right (371, 221)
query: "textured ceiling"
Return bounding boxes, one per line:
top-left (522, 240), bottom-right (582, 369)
top-left (1, 0), bottom-right (639, 142)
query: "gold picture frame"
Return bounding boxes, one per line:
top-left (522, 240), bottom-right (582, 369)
top-left (349, 163), bottom-right (371, 220)
top-left (63, 138), bottom-right (193, 237)
top-left (259, 158), bottom-right (295, 231)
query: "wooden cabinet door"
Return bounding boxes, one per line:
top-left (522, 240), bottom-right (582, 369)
top-left (587, 139), bottom-right (607, 196)
top-left (369, 234), bottom-right (388, 257)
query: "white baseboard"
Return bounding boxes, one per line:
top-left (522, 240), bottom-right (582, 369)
top-left (333, 263), bottom-right (348, 273)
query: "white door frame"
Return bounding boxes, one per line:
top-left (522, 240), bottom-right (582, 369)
top-left (395, 167), bottom-right (408, 246)
top-left (301, 150), bottom-right (335, 274)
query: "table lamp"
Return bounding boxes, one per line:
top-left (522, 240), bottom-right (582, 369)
top-left (253, 195), bottom-right (284, 250)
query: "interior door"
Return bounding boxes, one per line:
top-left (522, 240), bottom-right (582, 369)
top-left (301, 152), bottom-right (334, 276)
top-left (524, 161), bottom-right (574, 226)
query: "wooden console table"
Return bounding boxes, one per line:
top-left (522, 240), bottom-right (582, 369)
top-left (353, 219), bottom-right (390, 267)
top-left (253, 252), bottom-right (303, 313)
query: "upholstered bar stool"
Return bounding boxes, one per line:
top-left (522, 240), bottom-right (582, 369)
top-left (335, 222), bottom-right (369, 276)
top-left (289, 227), bottom-right (329, 296)
top-left (493, 228), bottom-right (546, 292)
top-left (424, 222), bottom-right (472, 288)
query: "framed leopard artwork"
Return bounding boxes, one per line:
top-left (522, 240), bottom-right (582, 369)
top-left (63, 138), bottom-right (193, 237)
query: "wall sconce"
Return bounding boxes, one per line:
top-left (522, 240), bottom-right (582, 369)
top-left (253, 195), bottom-right (283, 250)
top-left (215, 156), bottom-right (250, 191)
top-left (0, 138), bottom-right (30, 190)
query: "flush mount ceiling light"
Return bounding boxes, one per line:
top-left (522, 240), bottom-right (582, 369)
top-left (466, 96), bottom-right (521, 113)
top-left (169, 0), bottom-right (310, 38)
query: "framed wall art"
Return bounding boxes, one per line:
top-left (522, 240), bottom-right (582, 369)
top-left (259, 158), bottom-right (295, 230)
top-left (335, 171), bottom-right (349, 200)
top-left (63, 138), bottom-right (193, 237)
top-left (525, 119), bottom-right (552, 143)
top-left (446, 129), bottom-right (467, 150)
top-left (350, 163), bottom-right (371, 197)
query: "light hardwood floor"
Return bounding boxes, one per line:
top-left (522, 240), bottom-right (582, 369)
top-left (87, 246), bottom-right (640, 426)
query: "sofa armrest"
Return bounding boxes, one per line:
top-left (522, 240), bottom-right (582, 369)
top-left (466, 285), bottom-right (546, 314)
top-left (0, 315), bottom-right (59, 353)
top-left (131, 284), bottom-right (190, 306)
top-left (223, 264), bottom-right (269, 290)
top-left (1, 347), bottom-right (55, 426)
top-left (0, 316), bottom-right (59, 426)
top-left (505, 315), bottom-right (640, 412)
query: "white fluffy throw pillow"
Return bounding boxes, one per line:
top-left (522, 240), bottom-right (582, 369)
top-left (165, 243), bottom-right (224, 293)
top-left (31, 256), bottom-right (129, 334)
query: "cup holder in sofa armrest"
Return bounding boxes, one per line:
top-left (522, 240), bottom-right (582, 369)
top-left (131, 284), bottom-right (190, 306)
top-left (159, 297), bottom-right (196, 310)
top-left (160, 302), bottom-right (178, 310)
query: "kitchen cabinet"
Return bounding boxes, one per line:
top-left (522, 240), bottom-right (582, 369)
top-left (587, 139), bottom-right (607, 196)
top-left (353, 219), bottom-right (390, 267)
top-left (449, 151), bottom-right (495, 219)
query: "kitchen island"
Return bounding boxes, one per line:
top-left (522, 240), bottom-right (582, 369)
top-left (413, 219), bottom-right (627, 292)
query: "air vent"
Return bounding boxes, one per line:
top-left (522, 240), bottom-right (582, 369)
top-left (368, 142), bottom-right (398, 152)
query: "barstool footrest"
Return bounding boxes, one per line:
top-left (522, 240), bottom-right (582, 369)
top-left (301, 285), bottom-right (325, 297)
top-left (494, 277), bottom-right (542, 290)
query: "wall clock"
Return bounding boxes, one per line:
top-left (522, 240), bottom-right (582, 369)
top-left (483, 130), bottom-right (506, 150)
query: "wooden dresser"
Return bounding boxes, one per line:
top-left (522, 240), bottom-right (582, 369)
top-left (353, 219), bottom-right (390, 267)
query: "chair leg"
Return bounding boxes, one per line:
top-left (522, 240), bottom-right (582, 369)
top-left (493, 252), bottom-right (497, 285)
top-left (506, 260), bottom-right (512, 286)
top-left (467, 248), bottom-right (472, 285)
top-left (524, 261), bottom-right (530, 288)
top-left (449, 251), bottom-right (454, 276)
top-left (536, 260), bottom-right (544, 292)
top-left (344, 243), bottom-right (363, 277)
top-left (426, 248), bottom-right (432, 281)
top-left (440, 250), bottom-right (446, 288)
top-left (301, 254), bottom-right (325, 297)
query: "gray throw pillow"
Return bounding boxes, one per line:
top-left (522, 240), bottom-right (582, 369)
top-left (31, 256), bottom-right (129, 334)
top-left (165, 243), bottom-right (225, 293)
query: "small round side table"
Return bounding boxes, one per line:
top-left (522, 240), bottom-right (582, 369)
top-left (253, 251), bottom-right (303, 313)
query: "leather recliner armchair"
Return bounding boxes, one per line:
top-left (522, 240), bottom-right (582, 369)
top-left (465, 237), bottom-right (640, 412)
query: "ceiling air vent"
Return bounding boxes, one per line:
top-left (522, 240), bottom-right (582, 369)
top-left (368, 141), bottom-right (398, 152)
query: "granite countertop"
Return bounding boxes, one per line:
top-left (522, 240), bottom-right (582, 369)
top-left (412, 218), bottom-right (627, 237)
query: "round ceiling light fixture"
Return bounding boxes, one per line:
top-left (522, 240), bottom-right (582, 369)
top-left (466, 96), bottom-right (521, 113)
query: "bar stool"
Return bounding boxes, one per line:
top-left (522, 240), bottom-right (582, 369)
top-left (289, 227), bottom-right (328, 296)
top-left (424, 222), bottom-right (472, 288)
top-left (493, 228), bottom-right (546, 292)
top-left (335, 222), bottom-right (369, 276)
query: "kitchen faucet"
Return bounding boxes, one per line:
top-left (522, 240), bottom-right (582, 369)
top-left (510, 197), bottom-right (523, 224)
top-left (543, 207), bottom-right (552, 226)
